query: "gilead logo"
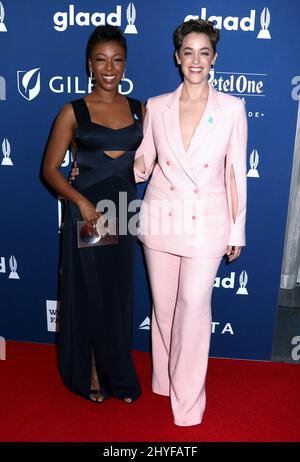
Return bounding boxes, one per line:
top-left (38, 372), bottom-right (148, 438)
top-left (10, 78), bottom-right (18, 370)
top-left (17, 68), bottom-right (41, 101)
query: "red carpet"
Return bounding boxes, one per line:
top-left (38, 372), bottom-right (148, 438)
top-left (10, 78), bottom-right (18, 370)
top-left (0, 341), bottom-right (299, 442)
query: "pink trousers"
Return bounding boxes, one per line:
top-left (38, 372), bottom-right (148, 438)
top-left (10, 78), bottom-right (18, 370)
top-left (144, 246), bottom-right (222, 426)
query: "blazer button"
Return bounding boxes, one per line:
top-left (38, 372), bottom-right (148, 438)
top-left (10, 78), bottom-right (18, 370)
top-left (194, 188), bottom-right (199, 193)
top-left (204, 163), bottom-right (208, 168)
top-left (168, 212), bottom-right (172, 216)
top-left (166, 161), bottom-right (171, 165)
top-left (170, 185), bottom-right (175, 191)
top-left (192, 215), bottom-right (196, 220)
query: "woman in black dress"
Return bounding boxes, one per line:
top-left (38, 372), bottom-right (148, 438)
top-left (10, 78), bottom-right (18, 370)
top-left (43, 25), bottom-right (143, 403)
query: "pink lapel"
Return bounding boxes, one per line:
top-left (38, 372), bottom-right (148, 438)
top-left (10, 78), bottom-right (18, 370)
top-left (162, 83), bottom-right (197, 185)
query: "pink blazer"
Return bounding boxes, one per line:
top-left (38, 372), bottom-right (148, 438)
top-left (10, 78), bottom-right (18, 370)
top-left (134, 83), bottom-right (247, 258)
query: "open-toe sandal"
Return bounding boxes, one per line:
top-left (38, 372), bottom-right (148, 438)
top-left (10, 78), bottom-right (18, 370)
top-left (90, 389), bottom-right (104, 403)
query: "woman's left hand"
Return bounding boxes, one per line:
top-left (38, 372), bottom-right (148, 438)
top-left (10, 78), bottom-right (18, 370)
top-left (226, 246), bottom-right (242, 262)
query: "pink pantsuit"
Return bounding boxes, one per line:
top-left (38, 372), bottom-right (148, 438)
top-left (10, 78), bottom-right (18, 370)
top-left (134, 83), bottom-right (247, 426)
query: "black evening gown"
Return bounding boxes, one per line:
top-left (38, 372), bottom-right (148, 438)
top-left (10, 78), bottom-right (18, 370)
top-left (58, 97), bottom-right (143, 401)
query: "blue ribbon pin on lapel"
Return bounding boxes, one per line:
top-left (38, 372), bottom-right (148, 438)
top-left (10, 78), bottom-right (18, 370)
top-left (208, 116), bottom-right (213, 124)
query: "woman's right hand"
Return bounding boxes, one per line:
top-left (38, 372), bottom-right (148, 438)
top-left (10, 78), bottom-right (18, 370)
top-left (77, 199), bottom-right (101, 233)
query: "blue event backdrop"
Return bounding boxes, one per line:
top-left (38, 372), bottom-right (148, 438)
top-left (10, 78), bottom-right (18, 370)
top-left (0, 0), bottom-right (299, 360)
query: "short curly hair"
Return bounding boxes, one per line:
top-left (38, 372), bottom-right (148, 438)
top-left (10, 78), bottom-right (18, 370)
top-left (173, 19), bottom-right (220, 55)
top-left (86, 24), bottom-right (127, 60)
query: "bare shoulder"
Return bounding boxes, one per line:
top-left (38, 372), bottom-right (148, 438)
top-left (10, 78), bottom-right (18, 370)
top-left (55, 102), bottom-right (77, 129)
top-left (57, 102), bottom-right (75, 120)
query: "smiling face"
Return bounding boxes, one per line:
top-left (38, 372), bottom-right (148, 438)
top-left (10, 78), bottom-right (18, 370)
top-left (89, 40), bottom-right (126, 91)
top-left (175, 32), bottom-right (217, 86)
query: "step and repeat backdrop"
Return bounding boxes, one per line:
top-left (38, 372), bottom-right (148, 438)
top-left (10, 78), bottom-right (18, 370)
top-left (1, 0), bottom-right (299, 360)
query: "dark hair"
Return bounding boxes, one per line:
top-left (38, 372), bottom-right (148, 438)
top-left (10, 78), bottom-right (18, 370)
top-left (173, 19), bottom-right (220, 55)
top-left (86, 25), bottom-right (127, 60)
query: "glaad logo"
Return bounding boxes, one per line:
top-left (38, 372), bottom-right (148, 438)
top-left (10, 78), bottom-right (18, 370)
top-left (0, 256), bottom-right (20, 279)
top-left (139, 317), bottom-right (150, 330)
top-left (53, 3), bottom-right (137, 34)
top-left (9, 255), bottom-right (19, 279)
top-left (0, 2), bottom-right (7, 32)
top-left (214, 270), bottom-right (249, 295)
top-left (1, 138), bottom-right (13, 166)
top-left (247, 149), bottom-right (259, 178)
top-left (257, 7), bottom-right (271, 39)
top-left (17, 68), bottom-right (41, 101)
top-left (0, 76), bottom-right (6, 100)
top-left (209, 68), bottom-right (266, 98)
top-left (124, 3), bottom-right (137, 34)
top-left (185, 7), bottom-right (271, 39)
top-left (236, 271), bottom-right (248, 295)
top-left (46, 300), bottom-right (60, 332)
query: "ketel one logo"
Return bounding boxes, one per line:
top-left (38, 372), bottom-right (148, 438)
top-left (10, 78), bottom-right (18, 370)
top-left (208, 68), bottom-right (265, 98)
top-left (1, 138), bottom-right (13, 166)
top-left (0, 2), bottom-right (7, 32)
top-left (185, 6), bottom-right (271, 39)
top-left (139, 317), bottom-right (150, 330)
top-left (17, 68), bottom-right (41, 101)
top-left (247, 149), bottom-right (260, 178)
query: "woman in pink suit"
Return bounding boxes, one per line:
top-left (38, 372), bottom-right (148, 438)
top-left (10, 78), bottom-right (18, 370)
top-left (134, 19), bottom-right (247, 426)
